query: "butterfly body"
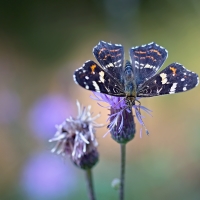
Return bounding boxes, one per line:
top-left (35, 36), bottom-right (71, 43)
top-left (123, 61), bottom-right (137, 106)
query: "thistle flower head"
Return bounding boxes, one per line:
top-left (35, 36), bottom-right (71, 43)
top-left (92, 93), bottom-right (151, 140)
top-left (49, 101), bottom-right (103, 169)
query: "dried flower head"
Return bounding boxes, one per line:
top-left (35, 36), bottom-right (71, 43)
top-left (92, 92), bottom-right (151, 140)
top-left (49, 101), bottom-right (103, 169)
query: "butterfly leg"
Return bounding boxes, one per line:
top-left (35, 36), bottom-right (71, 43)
top-left (135, 99), bottom-right (141, 114)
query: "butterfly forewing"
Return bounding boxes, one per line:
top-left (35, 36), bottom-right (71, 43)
top-left (74, 60), bottom-right (125, 96)
top-left (130, 42), bottom-right (168, 86)
top-left (93, 41), bottom-right (124, 83)
top-left (137, 63), bottom-right (199, 97)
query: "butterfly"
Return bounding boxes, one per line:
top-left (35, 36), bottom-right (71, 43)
top-left (74, 41), bottom-right (199, 108)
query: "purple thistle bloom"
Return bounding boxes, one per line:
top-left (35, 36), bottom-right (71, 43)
top-left (49, 101), bottom-right (103, 169)
top-left (92, 92), bottom-right (152, 140)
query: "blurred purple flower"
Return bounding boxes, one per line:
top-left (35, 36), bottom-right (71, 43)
top-left (20, 152), bottom-right (77, 200)
top-left (28, 94), bottom-right (74, 140)
top-left (92, 92), bottom-right (152, 138)
top-left (0, 89), bottom-right (21, 124)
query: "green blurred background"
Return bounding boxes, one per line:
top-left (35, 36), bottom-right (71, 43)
top-left (1, 0), bottom-right (200, 199)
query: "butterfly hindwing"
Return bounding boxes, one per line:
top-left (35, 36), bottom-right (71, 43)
top-left (137, 63), bottom-right (199, 97)
top-left (74, 60), bottom-right (125, 96)
top-left (130, 42), bottom-right (168, 86)
top-left (93, 41), bottom-right (124, 83)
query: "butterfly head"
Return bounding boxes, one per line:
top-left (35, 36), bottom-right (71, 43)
top-left (125, 96), bottom-right (136, 110)
top-left (125, 60), bottom-right (131, 65)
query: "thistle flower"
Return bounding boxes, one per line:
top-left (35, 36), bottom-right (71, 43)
top-left (92, 93), bottom-right (151, 141)
top-left (49, 101), bottom-right (103, 169)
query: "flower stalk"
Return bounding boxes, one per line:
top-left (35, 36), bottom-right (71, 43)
top-left (120, 143), bottom-right (126, 200)
top-left (86, 169), bottom-right (96, 200)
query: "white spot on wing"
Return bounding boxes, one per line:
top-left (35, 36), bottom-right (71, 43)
top-left (93, 46), bottom-right (97, 52)
top-left (92, 81), bottom-right (100, 92)
top-left (85, 85), bottom-right (89, 89)
top-left (73, 75), bottom-right (78, 84)
top-left (116, 59), bottom-right (121, 63)
top-left (169, 83), bottom-right (178, 93)
top-left (85, 76), bottom-right (89, 80)
top-left (113, 59), bottom-right (122, 66)
top-left (157, 87), bottom-right (162, 94)
top-left (106, 63), bottom-right (114, 68)
top-left (181, 78), bottom-right (185, 81)
top-left (196, 77), bottom-right (199, 86)
top-left (131, 46), bottom-right (139, 49)
top-left (183, 87), bottom-right (187, 91)
top-left (135, 61), bottom-right (139, 65)
top-left (99, 71), bottom-right (105, 83)
top-left (115, 44), bottom-right (122, 46)
top-left (160, 73), bottom-right (168, 84)
top-left (144, 64), bottom-right (153, 69)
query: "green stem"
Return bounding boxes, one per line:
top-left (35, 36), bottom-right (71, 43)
top-left (120, 143), bottom-right (126, 200)
top-left (85, 169), bottom-right (96, 200)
